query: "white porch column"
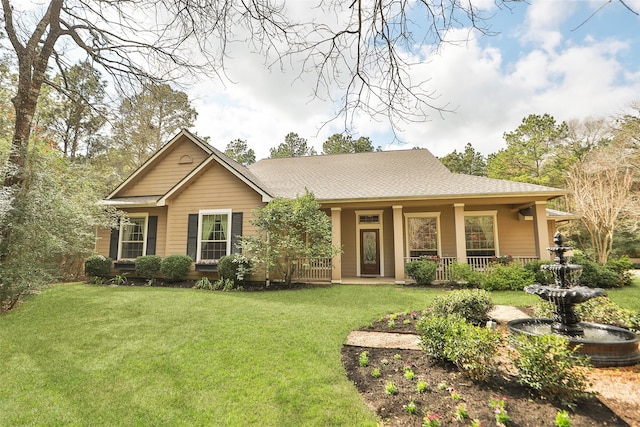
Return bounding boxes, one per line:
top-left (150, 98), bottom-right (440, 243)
top-left (392, 205), bottom-right (405, 284)
top-left (453, 203), bottom-right (467, 264)
top-left (533, 201), bottom-right (551, 261)
top-left (331, 208), bottom-right (342, 283)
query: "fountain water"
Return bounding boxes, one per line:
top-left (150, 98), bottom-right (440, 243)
top-left (507, 231), bottom-right (640, 367)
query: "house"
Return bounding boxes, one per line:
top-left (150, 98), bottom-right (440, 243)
top-left (96, 129), bottom-right (571, 284)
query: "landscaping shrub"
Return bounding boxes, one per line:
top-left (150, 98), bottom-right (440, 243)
top-left (605, 256), bottom-right (633, 287)
top-left (213, 278), bottom-right (241, 291)
top-left (135, 255), bottom-right (161, 279)
top-left (84, 255), bottom-right (112, 278)
top-left (417, 313), bottom-right (500, 381)
top-left (217, 254), bottom-right (252, 283)
top-left (426, 289), bottom-right (494, 326)
top-left (405, 259), bottom-right (438, 285)
top-left (524, 260), bottom-right (554, 285)
top-left (572, 253), bottom-right (623, 288)
top-left (481, 262), bottom-right (535, 291)
top-left (194, 276), bottom-right (214, 290)
top-left (605, 255), bottom-right (633, 274)
top-left (416, 313), bottom-right (459, 360)
top-left (510, 334), bottom-right (591, 405)
top-left (533, 296), bottom-right (640, 332)
top-left (446, 261), bottom-right (482, 287)
top-left (160, 254), bottom-right (192, 281)
top-left (444, 320), bottom-right (501, 381)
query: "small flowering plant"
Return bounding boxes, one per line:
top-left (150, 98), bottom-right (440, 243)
top-left (555, 410), bottom-right (571, 427)
top-left (195, 259), bottom-right (218, 265)
top-left (490, 254), bottom-right (513, 265)
top-left (404, 368), bottom-right (415, 380)
top-left (455, 403), bottom-right (469, 420)
top-left (422, 412), bottom-right (441, 427)
top-left (420, 255), bottom-right (441, 264)
top-left (449, 388), bottom-right (463, 401)
top-left (416, 379), bottom-right (429, 393)
top-left (404, 400), bottom-right (418, 414)
top-left (490, 397), bottom-right (511, 425)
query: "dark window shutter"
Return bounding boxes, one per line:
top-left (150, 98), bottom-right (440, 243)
top-left (109, 227), bottom-right (119, 259)
top-left (187, 214), bottom-right (198, 260)
top-left (231, 212), bottom-right (243, 254)
top-left (146, 216), bottom-right (158, 255)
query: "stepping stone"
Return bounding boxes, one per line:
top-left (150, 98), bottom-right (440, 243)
top-left (346, 331), bottom-right (421, 350)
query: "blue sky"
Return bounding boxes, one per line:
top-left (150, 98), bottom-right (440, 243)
top-left (187, 1), bottom-right (640, 160)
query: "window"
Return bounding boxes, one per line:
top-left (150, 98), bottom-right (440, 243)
top-left (464, 213), bottom-right (497, 257)
top-left (359, 215), bottom-right (380, 224)
top-left (405, 214), bottom-right (440, 258)
top-left (198, 210), bottom-right (231, 261)
top-left (119, 215), bottom-right (147, 259)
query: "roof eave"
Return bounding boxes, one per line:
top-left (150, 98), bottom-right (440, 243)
top-left (316, 190), bottom-right (568, 205)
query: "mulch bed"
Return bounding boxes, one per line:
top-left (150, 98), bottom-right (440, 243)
top-left (342, 312), bottom-right (630, 427)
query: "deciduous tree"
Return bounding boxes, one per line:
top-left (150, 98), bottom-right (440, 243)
top-left (241, 191), bottom-right (340, 287)
top-left (2, 0), bottom-right (521, 188)
top-left (565, 144), bottom-right (637, 265)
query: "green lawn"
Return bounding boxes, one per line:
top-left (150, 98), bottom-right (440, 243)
top-left (0, 281), bottom-right (637, 426)
top-left (0, 283), bottom-right (441, 426)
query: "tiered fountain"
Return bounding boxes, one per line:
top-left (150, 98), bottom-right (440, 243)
top-left (507, 232), bottom-right (640, 367)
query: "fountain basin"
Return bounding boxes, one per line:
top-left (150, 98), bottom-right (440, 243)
top-left (507, 318), bottom-right (640, 367)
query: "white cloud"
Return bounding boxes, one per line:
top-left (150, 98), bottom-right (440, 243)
top-left (190, 2), bottom-right (640, 161)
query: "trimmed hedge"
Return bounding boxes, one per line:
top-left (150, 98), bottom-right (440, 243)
top-left (135, 255), bottom-right (162, 279)
top-left (405, 259), bottom-right (437, 285)
top-left (84, 255), bottom-right (112, 278)
top-left (426, 289), bottom-right (494, 326)
top-left (160, 254), bottom-right (193, 282)
top-left (480, 262), bottom-right (535, 291)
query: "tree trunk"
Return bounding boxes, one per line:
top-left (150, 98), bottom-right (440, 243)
top-left (2, 0), bottom-right (63, 188)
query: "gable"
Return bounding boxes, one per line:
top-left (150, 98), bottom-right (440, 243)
top-left (110, 132), bottom-right (211, 198)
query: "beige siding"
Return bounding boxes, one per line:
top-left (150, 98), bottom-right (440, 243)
top-left (95, 227), bottom-right (111, 257)
top-left (118, 137), bottom-right (209, 197)
top-left (463, 205), bottom-right (539, 257)
top-left (496, 207), bottom-right (537, 256)
top-left (165, 161), bottom-right (265, 257)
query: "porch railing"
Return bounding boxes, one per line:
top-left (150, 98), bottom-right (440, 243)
top-left (292, 258), bottom-right (332, 282)
top-left (291, 255), bottom-right (540, 283)
top-left (405, 256), bottom-right (540, 283)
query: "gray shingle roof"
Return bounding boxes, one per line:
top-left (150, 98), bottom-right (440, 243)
top-left (248, 149), bottom-right (566, 201)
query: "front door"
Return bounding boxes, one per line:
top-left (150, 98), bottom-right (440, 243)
top-left (360, 229), bottom-right (380, 276)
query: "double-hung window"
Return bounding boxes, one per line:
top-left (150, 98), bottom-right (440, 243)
top-left (198, 210), bottom-right (231, 262)
top-left (119, 214), bottom-right (148, 259)
top-left (405, 213), bottom-right (440, 258)
top-left (464, 212), bottom-right (497, 257)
